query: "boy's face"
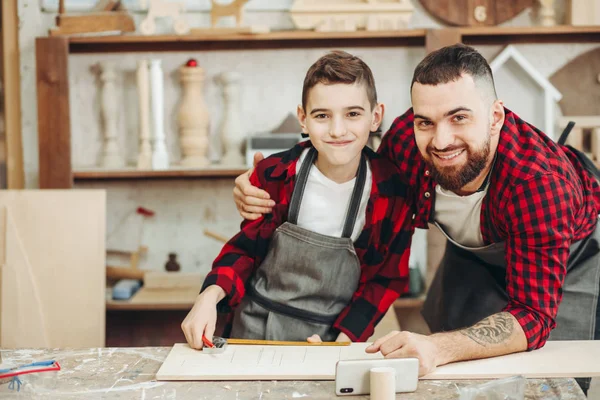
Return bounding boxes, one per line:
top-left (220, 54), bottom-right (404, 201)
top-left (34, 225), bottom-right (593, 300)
top-left (298, 82), bottom-right (383, 168)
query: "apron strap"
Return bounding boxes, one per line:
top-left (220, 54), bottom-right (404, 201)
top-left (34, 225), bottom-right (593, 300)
top-left (341, 153), bottom-right (368, 238)
top-left (288, 147), bottom-right (317, 224)
top-left (288, 147), bottom-right (368, 239)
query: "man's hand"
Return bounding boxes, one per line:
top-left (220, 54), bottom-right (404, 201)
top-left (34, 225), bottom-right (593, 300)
top-left (366, 331), bottom-right (440, 376)
top-left (233, 152), bottom-right (275, 220)
top-left (365, 313), bottom-right (528, 377)
top-left (181, 285), bottom-right (225, 350)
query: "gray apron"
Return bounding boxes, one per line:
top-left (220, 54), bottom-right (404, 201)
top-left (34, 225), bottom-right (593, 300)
top-left (231, 148), bottom-right (366, 341)
top-left (422, 219), bottom-right (600, 391)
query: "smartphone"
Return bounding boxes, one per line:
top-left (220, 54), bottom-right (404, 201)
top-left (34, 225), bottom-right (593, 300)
top-left (335, 358), bottom-right (419, 396)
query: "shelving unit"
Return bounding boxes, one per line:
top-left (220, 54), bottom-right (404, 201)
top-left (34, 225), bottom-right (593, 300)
top-left (36, 25), bottom-right (600, 189)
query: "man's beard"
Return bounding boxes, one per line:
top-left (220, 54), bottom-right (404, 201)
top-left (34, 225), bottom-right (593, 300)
top-left (426, 135), bottom-right (490, 192)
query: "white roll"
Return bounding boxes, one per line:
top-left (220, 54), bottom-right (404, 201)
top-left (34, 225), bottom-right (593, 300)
top-left (370, 367), bottom-right (395, 400)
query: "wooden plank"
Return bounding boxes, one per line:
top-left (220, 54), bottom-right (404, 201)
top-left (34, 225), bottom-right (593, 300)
top-left (49, 12), bottom-right (135, 37)
top-left (106, 286), bottom-right (199, 310)
top-left (144, 272), bottom-right (204, 289)
top-left (73, 167), bottom-right (248, 180)
top-left (423, 340), bottom-right (600, 379)
top-left (461, 25), bottom-right (600, 45)
top-left (425, 28), bottom-right (461, 54)
top-left (68, 29), bottom-right (428, 43)
top-left (2, 0), bottom-right (24, 189)
top-left (67, 30), bottom-right (427, 53)
top-left (36, 37), bottom-right (72, 189)
top-left (394, 295), bottom-right (426, 308)
top-left (0, 190), bottom-right (105, 348)
top-left (60, 26), bottom-right (600, 53)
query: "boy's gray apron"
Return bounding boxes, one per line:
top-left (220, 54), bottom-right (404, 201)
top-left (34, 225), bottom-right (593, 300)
top-left (231, 147), bottom-right (366, 341)
top-left (422, 219), bottom-right (600, 391)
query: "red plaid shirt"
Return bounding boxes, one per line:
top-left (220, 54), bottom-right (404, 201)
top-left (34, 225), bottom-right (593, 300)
top-left (202, 141), bottom-right (414, 341)
top-left (379, 107), bottom-right (600, 350)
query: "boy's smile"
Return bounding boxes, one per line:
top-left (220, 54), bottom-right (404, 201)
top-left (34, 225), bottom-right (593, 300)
top-left (297, 82), bottom-right (384, 183)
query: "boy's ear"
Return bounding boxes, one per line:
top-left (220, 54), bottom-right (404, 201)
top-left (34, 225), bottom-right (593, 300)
top-left (371, 103), bottom-right (385, 132)
top-left (297, 105), bottom-right (309, 134)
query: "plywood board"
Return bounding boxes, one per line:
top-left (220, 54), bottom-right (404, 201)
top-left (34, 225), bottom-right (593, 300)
top-left (0, 190), bottom-right (105, 348)
top-left (156, 343), bottom-right (383, 380)
top-left (157, 340), bottom-right (600, 381)
top-left (128, 286), bottom-right (199, 306)
top-left (2, 0), bottom-right (24, 189)
top-left (143, 271), bottom-right (204, 289)
top-left (424, 340), bottom-right (600, 379)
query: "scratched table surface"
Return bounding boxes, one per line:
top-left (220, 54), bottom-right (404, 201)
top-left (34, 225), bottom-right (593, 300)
top-left (0, 347), bottom-right (586, 399)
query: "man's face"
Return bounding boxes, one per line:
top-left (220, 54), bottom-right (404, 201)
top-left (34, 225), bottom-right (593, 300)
top-left (411, 74), bottom-right (493, 192)
top-left (298, 82), bottom-right (383, 168)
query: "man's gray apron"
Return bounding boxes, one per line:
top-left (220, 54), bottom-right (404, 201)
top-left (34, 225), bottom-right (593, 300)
top-left (422, 124), bottom-right (600, 392)
top-left (422, 215), bottom-right (600, 391)
top-left (231, 148), bottom-right (366, 341)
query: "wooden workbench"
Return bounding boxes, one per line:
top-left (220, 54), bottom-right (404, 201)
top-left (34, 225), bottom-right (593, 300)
top-left (0, 347), bottom-right (586, 399)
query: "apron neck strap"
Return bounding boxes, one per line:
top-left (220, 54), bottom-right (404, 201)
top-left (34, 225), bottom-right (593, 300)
top-left (342, 153), bottom-right (367, 239)
top-left (288, 147), bottom-right (318, 224)
top-left (288, 147), bottom-right (368, 239)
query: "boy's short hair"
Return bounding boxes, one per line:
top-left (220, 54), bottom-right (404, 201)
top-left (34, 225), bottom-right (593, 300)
top-left (411, 43), bottom-right (497, 101)
top-left (302, 50), bottom-right (378, 111)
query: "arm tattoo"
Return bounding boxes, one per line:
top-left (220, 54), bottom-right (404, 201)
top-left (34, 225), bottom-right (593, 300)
top-left (459, 312), bottom-right (514, 346)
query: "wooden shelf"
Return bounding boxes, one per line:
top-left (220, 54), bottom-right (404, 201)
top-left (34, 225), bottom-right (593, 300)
top-left (67, 29), bottom-right (427, 53)
top-left (394, 294), bottom-right (425, 308)
top-left (63, 25), bottom-right (600, 53)
top-left (73, 167), bottom-right (247, 180)
top-left (106, 287), bottom-right (198, 311)
top-left (461, 25), bottom-right (600, 45)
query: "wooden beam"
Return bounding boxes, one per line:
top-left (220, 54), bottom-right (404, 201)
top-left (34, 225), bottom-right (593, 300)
top-left (425, 28), bottom-right (461, 54)
top-left (36, 37), bottom-right (72, 189)
top-left (2, 0), bottom-right (24, 189)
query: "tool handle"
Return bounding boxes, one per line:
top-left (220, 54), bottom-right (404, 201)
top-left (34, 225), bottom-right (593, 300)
top-left (226, 338), bottom-right (351, 346)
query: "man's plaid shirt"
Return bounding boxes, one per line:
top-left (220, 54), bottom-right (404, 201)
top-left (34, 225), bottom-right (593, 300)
top-left (380, 107), bottom-right (600, 350)
top-left (202, 141), bottom-right (414, 341)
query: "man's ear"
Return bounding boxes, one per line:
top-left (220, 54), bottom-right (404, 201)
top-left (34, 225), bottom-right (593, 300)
top-left (371, 103), bottom-right (385, 132)
top-left (297, 105), bottom-right (308, 134)
top-left (490, 100), bottom-right (504, 137)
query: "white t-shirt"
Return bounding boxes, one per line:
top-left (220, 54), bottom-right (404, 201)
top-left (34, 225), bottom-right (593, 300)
top-left (294, 149), bottom-right (372, 242)
top-left (434, 184), bottom-right (488, 248)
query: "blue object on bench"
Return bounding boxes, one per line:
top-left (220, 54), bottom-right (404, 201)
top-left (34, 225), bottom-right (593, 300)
top-left (112, 279), bottom-right (143, 300)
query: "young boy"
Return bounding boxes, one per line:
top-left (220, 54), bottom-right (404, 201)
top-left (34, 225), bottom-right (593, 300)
top-left (181, 50), bottom-right (414, 348)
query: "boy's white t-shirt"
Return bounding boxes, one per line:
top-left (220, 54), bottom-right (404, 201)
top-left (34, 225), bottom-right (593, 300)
top-left (294, 149), bottom-right (372, 242)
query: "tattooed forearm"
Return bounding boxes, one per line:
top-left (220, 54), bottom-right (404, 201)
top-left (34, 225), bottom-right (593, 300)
top-left (459, 312), bottom-right (515, 346)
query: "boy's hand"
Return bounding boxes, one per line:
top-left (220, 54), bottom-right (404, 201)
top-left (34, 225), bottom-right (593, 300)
top-left (233, 152), bottom-right (275, 220)
top-left (181, 285), bottom-right (225, 350)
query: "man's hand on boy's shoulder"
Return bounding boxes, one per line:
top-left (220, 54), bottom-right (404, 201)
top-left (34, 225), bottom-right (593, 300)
top-left (234, 152), bottom-right (275, 220)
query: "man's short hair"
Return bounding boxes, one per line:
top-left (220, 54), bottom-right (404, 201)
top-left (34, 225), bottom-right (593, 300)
top-left (411, 43), bottom-right (497, 100)
top-left (302, 50), bottom-right (378, 110)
